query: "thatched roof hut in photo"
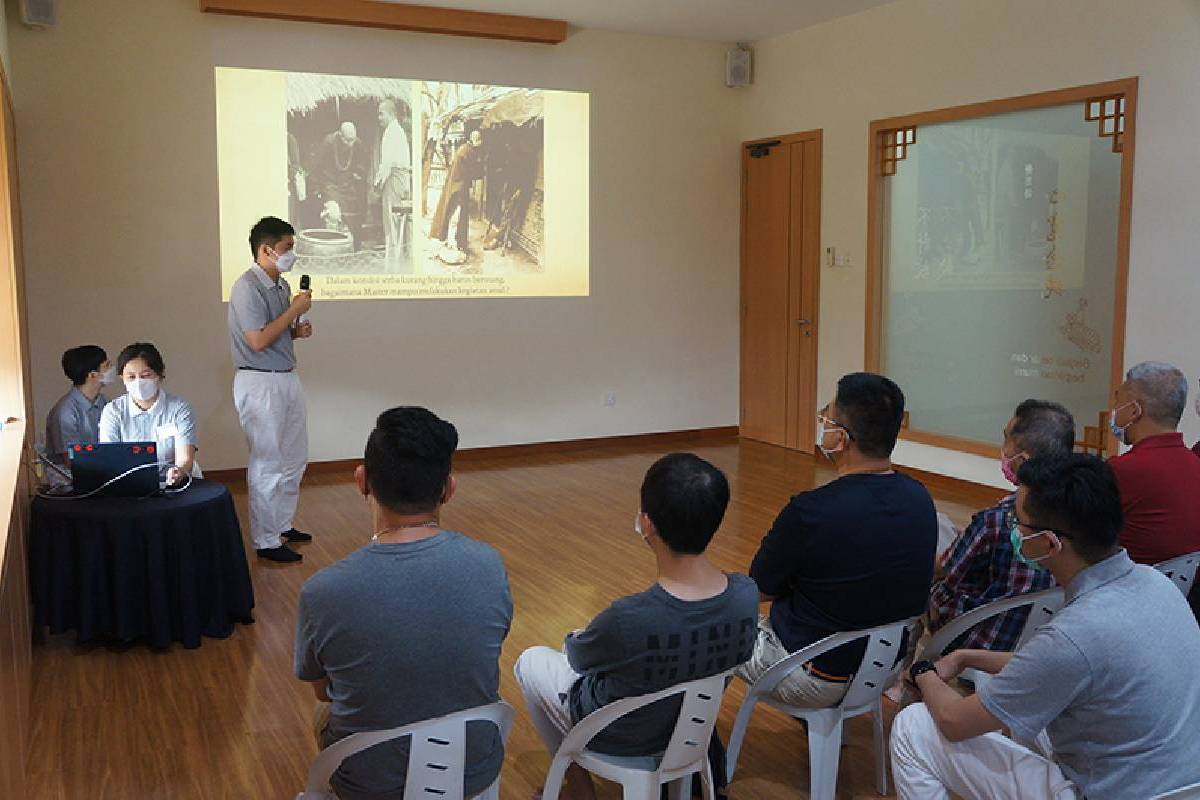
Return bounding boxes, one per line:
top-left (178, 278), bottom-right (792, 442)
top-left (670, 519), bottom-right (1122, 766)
top-left (285, 72), bottom-right (411, 115)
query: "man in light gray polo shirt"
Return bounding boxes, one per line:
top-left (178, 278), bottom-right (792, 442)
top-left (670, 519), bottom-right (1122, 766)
top-left (228, 216), bottom-right (314, 563)
top-left (892, 453), bottom-right (1200, 800)
top-left (45, 344), bottom-right (112, 464)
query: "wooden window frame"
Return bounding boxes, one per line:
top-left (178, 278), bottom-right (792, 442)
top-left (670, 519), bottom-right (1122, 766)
top-left (864, 78), bottom-right (1138, 458)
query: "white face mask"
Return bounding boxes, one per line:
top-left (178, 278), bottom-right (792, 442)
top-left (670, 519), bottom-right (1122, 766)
top-left (98, 366), bottom-right (116, 386)
top-left (125, 376), bottom-right (159, 403)
top-left (816, 416), bottom-right (847, 460)
top-left (272, 248), bottom-right (297, 273)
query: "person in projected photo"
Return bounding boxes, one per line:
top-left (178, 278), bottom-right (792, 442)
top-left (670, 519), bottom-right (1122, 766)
top-left (98, 342), bottom-right (197, 487)
top-left (228, 216), bottom-right (314, 564)
top-left (376, 99), bottom-right (412, 262)
top-left (430, 129), bottom-right (485, 258)
top-left (738, 373), bottom-right (937, 707)
top-left (313, 121), bottom-right (368, 247)
top-left (46, 345), bottom-right (113, 466)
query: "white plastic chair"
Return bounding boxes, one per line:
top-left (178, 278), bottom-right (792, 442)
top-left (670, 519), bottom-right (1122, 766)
top-left (296, 701), bottom-right (514, 800)
top-left (917, 587), bottom-right (1064, 692)
top-left (542, 670), bottom-right (734, 800)
top-left (919, 586), bottom-right (1065, 660)
top-left (725, 616), bottom-right (920, 800)
top-left (1154, 551), bottom-right (1200, 597)
top-left (1154, 781), bottom-right (1200, 799)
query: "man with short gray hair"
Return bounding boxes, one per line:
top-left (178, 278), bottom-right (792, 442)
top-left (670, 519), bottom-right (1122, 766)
top-left (1108, 360), bottom-right (1200, 565)
top-left (927, 400), bottom-right (1070, 652)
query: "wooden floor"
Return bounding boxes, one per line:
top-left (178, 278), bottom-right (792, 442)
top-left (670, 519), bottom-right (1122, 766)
top-left (26, 435), bottom-right (984, 800)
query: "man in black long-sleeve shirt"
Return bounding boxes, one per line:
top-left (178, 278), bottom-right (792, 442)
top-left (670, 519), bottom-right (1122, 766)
top-left (738, 372), bottom-right (937, 707)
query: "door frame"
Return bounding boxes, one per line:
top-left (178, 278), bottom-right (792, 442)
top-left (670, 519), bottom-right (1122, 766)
top-left (739, 128), bottom-right (823, 452)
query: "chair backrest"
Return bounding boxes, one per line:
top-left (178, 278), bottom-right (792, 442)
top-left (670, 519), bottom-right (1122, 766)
top-left (1153, 781), bottom-right (1200, 799)
top-left (298, 701), bottom-right (514, 800)
top-left (918, 587), bottom-right (1065, 662)
top-left (1154, 551), bottom-right (1200, 597)
top-left (749, 617), bottom-right (920, 711)
top-left (555, 670), bottom-right (733, 773)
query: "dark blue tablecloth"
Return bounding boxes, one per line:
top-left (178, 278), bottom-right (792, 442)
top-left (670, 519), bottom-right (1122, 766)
top-left (29, 479), bottom-right (255, 649)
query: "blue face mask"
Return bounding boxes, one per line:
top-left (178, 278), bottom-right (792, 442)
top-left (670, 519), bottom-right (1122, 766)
top-left (1009, 519), bottom-right (1050, 569)
top-left (1109, 400), bottom-right (1140, 445)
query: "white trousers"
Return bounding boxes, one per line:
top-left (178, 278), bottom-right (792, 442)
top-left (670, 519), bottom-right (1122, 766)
top-left (233, 371), bottom-right (308, 550)
top-left (514, 646), bottom-right (580, 755)
top-left (890, 703), bottom-right (1078, 800)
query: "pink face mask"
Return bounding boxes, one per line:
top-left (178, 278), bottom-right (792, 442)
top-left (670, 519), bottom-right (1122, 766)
top-left (999, 450), bottom-right (1025, 485)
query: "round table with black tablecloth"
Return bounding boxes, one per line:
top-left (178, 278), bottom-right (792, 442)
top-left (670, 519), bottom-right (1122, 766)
top-left (29, 479), bottom-right (255, 649)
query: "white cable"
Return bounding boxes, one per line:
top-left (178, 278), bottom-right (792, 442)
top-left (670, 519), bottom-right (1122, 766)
top-left (35, 461), bottom-right (190, 501)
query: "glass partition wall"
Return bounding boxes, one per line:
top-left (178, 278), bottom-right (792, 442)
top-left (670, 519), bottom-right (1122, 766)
top-left (866, 79), bottom-right (1136, 457)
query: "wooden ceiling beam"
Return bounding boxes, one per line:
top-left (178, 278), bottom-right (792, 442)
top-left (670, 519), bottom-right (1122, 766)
top-left (200, 0), bottom-right (568, 45)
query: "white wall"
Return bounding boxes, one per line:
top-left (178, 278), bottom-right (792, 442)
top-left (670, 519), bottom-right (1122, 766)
top-left (738, 0), bottom-right (1200, 488)
top-left (11, 0), bottom-right (741, 469)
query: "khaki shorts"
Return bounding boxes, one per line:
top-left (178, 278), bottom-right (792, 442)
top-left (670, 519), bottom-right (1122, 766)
top-left (735, 616), bottom-right (849, 708)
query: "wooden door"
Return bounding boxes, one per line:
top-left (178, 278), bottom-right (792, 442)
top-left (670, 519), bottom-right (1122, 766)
top-left (740, 132), bottom-right (822, 451)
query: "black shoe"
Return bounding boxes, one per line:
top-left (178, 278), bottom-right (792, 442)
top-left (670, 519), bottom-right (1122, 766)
top-left (256, 545), bottom-right (302, 563)
top-left (282, 528), bottom-right (313, 543)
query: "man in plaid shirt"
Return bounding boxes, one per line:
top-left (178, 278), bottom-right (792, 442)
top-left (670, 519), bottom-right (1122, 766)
top-left (927, 400), bottom-right (1074, 651)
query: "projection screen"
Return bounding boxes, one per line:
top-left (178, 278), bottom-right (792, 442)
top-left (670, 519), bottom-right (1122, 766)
top-left (215, 67), bottom-right (589, 301)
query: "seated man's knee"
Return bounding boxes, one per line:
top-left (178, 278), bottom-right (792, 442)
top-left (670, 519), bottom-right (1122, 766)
top-left (890, 702), bottom-right (938, 759)
top-left (514, 645), bottom-right (558, 685)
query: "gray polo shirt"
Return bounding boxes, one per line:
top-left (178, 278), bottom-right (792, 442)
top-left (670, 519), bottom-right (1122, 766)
top-left (228, 264), bottom-right (296, 371)
top-left (978, 550), bottom-right (1200, 799)
top-left (45, 387), bottom-right (107, 462)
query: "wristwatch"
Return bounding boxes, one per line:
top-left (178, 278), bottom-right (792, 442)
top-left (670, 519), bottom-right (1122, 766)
top-left (909, 659), bottom-right (938, 683)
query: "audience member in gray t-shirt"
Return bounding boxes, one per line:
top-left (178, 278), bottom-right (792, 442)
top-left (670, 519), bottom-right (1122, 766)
top-left (894, 454), bottom-right (1200, 800)
top-left (516, 454), bottom-right (759, 800)
top-left (294, 407), bottom-right (511, 800)
top-left (566, 575), bottom-right (758, 755)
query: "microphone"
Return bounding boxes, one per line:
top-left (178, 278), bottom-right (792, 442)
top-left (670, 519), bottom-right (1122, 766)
top-left (298, 274), bottom-right (311, 325)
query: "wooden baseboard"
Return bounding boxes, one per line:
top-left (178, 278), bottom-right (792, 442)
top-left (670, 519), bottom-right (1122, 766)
top-left (204, 426), bottom-right (740, 483)
top-left (894, 464), bottom-right (1008, 508)
top-left (745, 440), bottom-right (1006, 508)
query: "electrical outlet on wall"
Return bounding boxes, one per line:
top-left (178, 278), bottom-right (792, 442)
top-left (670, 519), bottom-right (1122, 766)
top-left (826, 247), bottom-right (853, 268)
top-left (603, 391), bottom-right (617, 407)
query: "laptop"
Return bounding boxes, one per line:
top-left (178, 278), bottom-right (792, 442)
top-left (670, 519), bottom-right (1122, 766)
top-left (69, 442), bottom-right (161, 497)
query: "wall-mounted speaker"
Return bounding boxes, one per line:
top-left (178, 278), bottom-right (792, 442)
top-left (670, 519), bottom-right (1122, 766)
top-left (20, 0), bottom-right (57, 28)
top-left (726, 44), bottom-right (753, 88)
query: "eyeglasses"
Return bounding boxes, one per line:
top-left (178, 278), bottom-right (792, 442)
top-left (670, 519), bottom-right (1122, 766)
top-left (1003, 511), bottom-right (1065, 540)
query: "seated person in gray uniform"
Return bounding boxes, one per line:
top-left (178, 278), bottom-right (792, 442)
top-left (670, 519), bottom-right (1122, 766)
top-left (99, 342), bottom-right (198, 487)
top-left (893, 454), bottom-right (1200, 800)
top-left (45, 344), bottom-right (112, 465)
top-left (515, 453), bottom-right (759, 800)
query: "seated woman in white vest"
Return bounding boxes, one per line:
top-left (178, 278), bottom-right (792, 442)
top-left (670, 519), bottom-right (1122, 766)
top-left (99, 342), bottom-right (200, 486)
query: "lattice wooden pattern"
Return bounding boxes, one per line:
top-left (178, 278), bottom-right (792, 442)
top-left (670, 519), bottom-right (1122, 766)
top-left (1076, 411), bottom-right (1109, 458)
top-left (1085, 94), bottom-right (1126, 153)
top-left (879, 126), bottom-right (916, 177)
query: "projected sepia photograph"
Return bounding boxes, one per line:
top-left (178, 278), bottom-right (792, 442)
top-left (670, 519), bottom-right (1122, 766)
top-left (285, 73), bottom-right (415, 274)
top-left (418, 83), bottom-right (545, 276)
top-left (216, 66), bottom-right (588, 300)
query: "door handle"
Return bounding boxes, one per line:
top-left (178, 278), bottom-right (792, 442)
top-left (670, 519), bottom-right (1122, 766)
top-left (795, 319), bottom-right (812, 326)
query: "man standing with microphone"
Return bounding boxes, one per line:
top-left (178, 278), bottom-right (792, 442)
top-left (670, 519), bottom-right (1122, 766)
top-left (228, 216), bottom-right (314, 563)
